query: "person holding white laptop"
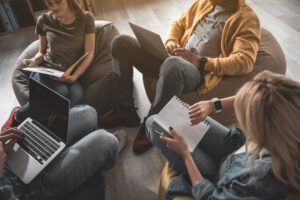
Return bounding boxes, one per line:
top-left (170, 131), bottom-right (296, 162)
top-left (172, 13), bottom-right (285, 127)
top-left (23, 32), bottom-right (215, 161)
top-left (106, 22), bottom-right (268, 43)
top-left (99, 0), bottom-right (261, 154)
top-left (0, 105), bottom-right (119, 199)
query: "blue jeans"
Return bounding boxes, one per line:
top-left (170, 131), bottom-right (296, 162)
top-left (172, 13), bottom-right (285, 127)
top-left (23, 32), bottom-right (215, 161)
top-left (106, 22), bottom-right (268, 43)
top-left (15, 73), bottom-right (84, 123)
top-left (146, 115), bottom-right (245, 178)
top-left (112, 35), bottom-right (202, 115)
top-left (1, 105), bottom-right (119, 199)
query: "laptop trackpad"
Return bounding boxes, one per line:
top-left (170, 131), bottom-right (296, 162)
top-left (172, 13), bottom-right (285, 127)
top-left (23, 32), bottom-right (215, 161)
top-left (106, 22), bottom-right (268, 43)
top-left (7, 144), bottom-right (32, 175)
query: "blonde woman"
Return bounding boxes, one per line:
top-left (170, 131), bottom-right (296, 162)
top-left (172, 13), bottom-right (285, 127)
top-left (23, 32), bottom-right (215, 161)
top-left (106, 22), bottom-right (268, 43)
top-left (146, 70), bottom-right (299, 199)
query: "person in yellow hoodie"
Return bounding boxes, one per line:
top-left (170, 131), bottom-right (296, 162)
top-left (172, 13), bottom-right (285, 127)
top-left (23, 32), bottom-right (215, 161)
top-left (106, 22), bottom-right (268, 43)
top-left (99, 0), bottom-right (261, 154)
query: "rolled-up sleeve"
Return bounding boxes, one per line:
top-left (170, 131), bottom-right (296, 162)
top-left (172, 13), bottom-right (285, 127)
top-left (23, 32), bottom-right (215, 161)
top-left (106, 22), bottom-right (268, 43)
top-left (192, 179), bottom-right (216, 199)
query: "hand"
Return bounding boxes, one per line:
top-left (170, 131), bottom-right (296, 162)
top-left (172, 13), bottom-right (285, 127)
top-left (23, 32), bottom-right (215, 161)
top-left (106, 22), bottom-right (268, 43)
top-left (160, 127), bottom-right (190, 159)
top-left (173, 48), bottom-right (200, 68)
top-left (165, 44), bottom-right (180, 54)
top-left (60, 75), bottom-right (77, 83)
top-left (0, 142), bottom-right (6, 177)
top-left (22, 58), bottom-right (37, 68)
top-left (188, 100), bottom-right (214, 125)
top-left (50, 75), bottom-right (77, 83)
top-left (0, 127), bottom-right (23, 177)
top-left (0, 127), bottom-right (24, 152)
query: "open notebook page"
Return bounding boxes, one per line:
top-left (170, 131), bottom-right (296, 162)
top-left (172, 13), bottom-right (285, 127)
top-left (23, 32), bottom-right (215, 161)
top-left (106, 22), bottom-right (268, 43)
top-left (154, 96), bottom-right (210, 152)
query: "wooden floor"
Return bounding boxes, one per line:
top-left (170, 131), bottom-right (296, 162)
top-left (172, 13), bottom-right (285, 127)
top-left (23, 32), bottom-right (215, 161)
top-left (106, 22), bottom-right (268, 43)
top-left (0, 0), bottom-right (300, 199)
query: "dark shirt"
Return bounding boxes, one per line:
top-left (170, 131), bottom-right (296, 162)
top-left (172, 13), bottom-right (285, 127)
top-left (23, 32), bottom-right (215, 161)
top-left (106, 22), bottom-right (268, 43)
top-left (36, 11), bottom-right (95, 71)
top-left (192, 153), bottom-right (291, 200)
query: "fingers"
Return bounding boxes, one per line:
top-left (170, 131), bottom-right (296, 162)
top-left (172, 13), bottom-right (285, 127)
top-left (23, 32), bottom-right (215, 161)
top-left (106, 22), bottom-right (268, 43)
top-left (169, 128), bottom-right (181, 138)
top-left (160, 135), bottom-right (172, 143)
top-left (4, 139), bottom-right (17, 152)
top-left (188, 106), bottom-right (201, 115)
top-left (22, 59), bottom-right (35, 68)
top-left (22, 60), bottom-right (29, 67)
top-left (189, 102), bottom-right (199, 111)
top-left (2, 126), bottom-right (11, 132)
top-left (189, 109), bottom-right (205, 119)
top-left (173, 48), bottom-right (186, 56)
top-left (1, 128), bottom-right (22, 136)
top-left (166, 44), bottom-right (180, 54)
top-left (0, 132), bottom-right (24, 142)
top-left (190, 118), bottom-right (202, 126)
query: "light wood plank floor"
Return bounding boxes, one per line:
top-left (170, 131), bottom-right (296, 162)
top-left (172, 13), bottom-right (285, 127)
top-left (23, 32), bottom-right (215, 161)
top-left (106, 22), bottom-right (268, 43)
top-left (0, 0), bottom-right (300, 200)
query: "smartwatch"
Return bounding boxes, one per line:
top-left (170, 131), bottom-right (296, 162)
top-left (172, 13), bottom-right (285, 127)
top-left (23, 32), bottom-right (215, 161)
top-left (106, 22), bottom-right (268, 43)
top-left (212, 97), bottom-right (222, 113)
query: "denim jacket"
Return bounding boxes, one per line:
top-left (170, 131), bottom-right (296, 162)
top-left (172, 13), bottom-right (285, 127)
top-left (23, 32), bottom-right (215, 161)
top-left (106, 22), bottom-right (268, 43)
top-left (192, 153), bottom-right (290, 200)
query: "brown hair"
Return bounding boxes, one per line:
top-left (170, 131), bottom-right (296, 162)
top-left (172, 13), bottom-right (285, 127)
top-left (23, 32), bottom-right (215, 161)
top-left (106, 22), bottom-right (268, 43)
top-left (67, 0), bottom-right (83, 12)
top-left (44, 0), bottom-right (83, 12)
top-left (234, 70), bottom-right (300, 190)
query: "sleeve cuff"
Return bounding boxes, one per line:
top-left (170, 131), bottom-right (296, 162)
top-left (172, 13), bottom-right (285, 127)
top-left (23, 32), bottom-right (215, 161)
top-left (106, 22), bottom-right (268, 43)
top-left (204, 57), bottom-right (215, 72)
top-left (192, 179), bottom-right (216, 200)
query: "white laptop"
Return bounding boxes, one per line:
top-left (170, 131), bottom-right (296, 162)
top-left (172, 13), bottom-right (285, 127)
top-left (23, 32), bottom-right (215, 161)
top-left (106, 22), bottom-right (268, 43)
top-left (129, 22), bottom-right (171, 61)
top-left (6, 78), bottom-right (69, 184)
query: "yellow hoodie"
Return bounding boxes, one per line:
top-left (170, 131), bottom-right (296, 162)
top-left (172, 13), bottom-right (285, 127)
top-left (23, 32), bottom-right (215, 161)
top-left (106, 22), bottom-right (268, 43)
top-left (165, 0), bottom-right (261, 95)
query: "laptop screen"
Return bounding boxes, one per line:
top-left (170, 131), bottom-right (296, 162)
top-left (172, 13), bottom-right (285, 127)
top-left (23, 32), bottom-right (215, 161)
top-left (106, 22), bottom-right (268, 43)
top-left (29, 78), bottom-right (69, 143)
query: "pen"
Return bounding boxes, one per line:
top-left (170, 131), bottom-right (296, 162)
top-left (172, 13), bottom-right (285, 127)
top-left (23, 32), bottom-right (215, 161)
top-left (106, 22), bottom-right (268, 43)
top-left (153, 129), bottom-right (164, 137)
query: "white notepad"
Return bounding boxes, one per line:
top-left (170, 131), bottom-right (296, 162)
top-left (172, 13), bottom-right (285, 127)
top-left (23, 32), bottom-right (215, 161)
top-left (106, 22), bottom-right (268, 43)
top-left (153, 96), bottom-right (210, 152)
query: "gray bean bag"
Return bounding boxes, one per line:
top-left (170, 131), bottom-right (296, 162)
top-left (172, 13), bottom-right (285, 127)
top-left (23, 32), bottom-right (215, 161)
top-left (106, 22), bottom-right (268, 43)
top-left (12, 20), bottom-right (120, 115)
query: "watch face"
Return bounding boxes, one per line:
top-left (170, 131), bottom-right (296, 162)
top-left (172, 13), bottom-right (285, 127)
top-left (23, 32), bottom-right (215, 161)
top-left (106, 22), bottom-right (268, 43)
top-left (213, 98), bottom-right (222, 112)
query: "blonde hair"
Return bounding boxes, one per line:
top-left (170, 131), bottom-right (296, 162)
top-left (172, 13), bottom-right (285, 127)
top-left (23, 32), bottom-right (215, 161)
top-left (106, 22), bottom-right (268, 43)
top-left (234, 70), bottom-right (300, 190)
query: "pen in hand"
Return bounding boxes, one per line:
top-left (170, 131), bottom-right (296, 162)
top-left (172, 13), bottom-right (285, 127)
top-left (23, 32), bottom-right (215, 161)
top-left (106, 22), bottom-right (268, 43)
top-left (153, 129), bottom-right (164, 137)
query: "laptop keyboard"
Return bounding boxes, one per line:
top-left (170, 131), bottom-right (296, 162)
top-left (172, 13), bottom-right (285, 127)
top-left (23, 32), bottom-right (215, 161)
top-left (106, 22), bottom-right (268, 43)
top-left (18, 121), bottom-right (61, 165)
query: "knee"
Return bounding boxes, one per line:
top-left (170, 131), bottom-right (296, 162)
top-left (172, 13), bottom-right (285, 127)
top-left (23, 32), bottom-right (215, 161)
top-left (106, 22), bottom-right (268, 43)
top-left (160, 56), bottom-right (185, 79)
top-left (90, 130), bottom-right (119, 170)
top-left (55, 84), bottom-right (69, 98)
top-left (69, 83), bottom-right (84, 106)
top-left (71, 105), bottom-right (98, 129)
top-left (111, 34), bottom-right (132, 54)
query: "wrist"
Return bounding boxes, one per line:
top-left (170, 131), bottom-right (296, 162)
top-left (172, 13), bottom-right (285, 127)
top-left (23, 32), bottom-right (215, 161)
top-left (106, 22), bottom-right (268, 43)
top-left (72, 74), bottom-right (79, 81)
top-left (32, 58), bottom-right (38, 65)
top-left (182, 149), bottom-right (191, 161)
top-left (208, 99), bottom-right (215, 113)
top-left (35, 52), bottom-right (44, 63)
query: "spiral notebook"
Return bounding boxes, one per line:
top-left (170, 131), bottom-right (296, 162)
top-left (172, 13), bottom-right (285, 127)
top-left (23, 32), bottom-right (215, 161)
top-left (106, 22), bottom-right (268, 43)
top-left (153, 96), bottom-right (210, 152)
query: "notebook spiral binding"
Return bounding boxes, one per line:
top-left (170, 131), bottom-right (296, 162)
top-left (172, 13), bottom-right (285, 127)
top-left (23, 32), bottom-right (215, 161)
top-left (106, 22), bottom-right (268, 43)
top-left (175, 96), bottom-right (210, 126)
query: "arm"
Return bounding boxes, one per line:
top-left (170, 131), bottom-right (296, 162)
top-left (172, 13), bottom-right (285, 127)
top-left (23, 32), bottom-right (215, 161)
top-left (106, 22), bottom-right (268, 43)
top-left (0, 128), bottom-right (23, 177)
top-left (160, 128), bottom-right (245, 200)
top-left (188, 96), bottom-right (236, 125)
top-left (164, 1), bottom-right (199, 46)
top-left (164, 12), bottom-right (187, 46)
top-left (205, 11), bottom-right (261, 76)
top-left (160, 128), bottom-right (204, 185)
top-left (183, 150), bottom-right (204, 184)
top-left (22, 35), bottom-right (47, 67)
top-left (69, 33), bottom-right (95, 81)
